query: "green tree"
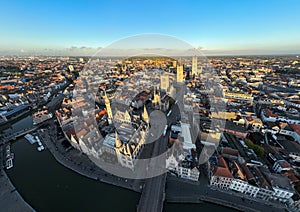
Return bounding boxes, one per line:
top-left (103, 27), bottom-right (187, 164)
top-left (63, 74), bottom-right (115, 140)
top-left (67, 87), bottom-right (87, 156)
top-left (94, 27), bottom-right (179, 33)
top-left (245, 139), bottom-right (264, 157)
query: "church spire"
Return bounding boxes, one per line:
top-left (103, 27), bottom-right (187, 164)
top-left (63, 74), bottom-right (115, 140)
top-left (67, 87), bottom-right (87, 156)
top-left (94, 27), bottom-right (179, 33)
top-left (142, 105), bottom-right (149, 124)
top-left (115, 130), bottom-right (122, 148)
top-left (124, 110), bottom-right (131, 122)
top-left (126, 144), bottom-right (133, 156)
top-left (103, 90), bottom-right (113, 124)
top-left (152, 86), bottom-right (161, 109)
top-left (177, 58), bottom-right (184, 83)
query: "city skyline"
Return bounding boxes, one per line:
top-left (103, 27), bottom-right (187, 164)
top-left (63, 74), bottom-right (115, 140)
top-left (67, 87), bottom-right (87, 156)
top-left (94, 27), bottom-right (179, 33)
top-left (1, 0), bottom-right (300, 55)
top-left (1, 54), bottom-right (300, 211)
top-left (1, 1), bottom-right (300, 211)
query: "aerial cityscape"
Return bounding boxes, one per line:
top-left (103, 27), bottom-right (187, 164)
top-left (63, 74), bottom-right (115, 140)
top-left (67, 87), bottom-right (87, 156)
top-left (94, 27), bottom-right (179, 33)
top-left (1, 1), bottom-right (300, 212)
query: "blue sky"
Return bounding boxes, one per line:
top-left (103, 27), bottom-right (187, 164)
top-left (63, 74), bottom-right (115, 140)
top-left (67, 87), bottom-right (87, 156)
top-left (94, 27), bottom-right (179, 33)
top-left (1, 0), bottom-right (300, 55)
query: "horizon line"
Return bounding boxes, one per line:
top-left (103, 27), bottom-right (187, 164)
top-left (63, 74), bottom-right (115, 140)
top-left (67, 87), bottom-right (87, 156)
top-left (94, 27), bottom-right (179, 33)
top-left (0, 52), bottom-right (299, 57)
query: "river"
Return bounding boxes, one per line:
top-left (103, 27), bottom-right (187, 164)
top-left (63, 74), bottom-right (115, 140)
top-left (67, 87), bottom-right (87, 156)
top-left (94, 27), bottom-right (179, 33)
top-left (3, 116), bottom-right (235, 211)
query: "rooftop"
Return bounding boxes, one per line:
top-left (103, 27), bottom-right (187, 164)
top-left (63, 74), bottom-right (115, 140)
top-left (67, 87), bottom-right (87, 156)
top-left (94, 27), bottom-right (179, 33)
top-left (214, 166), bottom-right (233, 179)
top-left (289, 124), bottom-right (300, 136)
top-left (263, 170), bottom-right (294, 192)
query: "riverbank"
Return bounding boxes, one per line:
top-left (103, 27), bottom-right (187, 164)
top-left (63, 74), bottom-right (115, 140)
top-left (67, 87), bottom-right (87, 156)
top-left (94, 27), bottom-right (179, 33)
top-left (36, 123), bottom-right (291, 212)
top-left (42, 134), bottom-right (290, 212)
top-left (165, 176), bottom-right (288, 212)
top-left (38, 127), bottom-right (144, 193)
top-left (0, 169), bottom-right (34, 212)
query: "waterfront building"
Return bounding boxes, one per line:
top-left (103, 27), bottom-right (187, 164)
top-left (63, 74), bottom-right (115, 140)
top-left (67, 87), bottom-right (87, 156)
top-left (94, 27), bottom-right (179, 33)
top-left (114, 108), bottom-right (149, 170)
top-left (264, 172), bottom-right (295, 203)
top-left (166, 154), bottom-right (199, 181)
top-left (210, 157), bottom-right (234, 189)
top-left (69, 133), bottom-right (81, 150)
top-left (114, 123), bottom-right (148, 170)
top-left (210, 157), bottom-right (296, 204)
top-left (230, 179), bottom-right (259, 197)
top-left (166, 121), bottom-right (199, 181)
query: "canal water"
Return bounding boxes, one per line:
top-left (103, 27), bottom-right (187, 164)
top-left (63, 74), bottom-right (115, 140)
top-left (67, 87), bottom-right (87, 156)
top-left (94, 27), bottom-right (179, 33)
top-left (6, 137), bottom-right (139, 211)
top-left (3, 116), bottom-right (235, 211)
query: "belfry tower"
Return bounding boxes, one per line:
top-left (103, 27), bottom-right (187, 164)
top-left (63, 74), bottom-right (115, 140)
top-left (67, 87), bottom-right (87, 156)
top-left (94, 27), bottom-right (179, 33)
top-left (104, 90), bottom-right (113, 124)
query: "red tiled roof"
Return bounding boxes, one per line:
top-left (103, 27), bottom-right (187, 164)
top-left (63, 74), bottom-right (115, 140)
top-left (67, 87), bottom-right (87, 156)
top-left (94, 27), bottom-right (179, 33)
top-left (246, 116), bottom-right (254, 122)
top-left (76, 129), bottom-right (87, 138)
top-left (241, 163), bottom-right (254, 181)
top-left (291, 100), bottom-right (300, 104)
top-left (218, 156), bottom-right (229, 169)
top-left (289, 124), bottom-right (300, 136)
top-left (282, 171), bottom-right (299, 183)
top-left (265, 109), bottom-right (278, 118)
top-left (98, 109), bottom-right (107, 116)
top-left (221, 147), bottom-right (239, 157)
top-left (214, 166), bottom-right (233, 178)
top-left (277, 160), bottom-right (292, 169)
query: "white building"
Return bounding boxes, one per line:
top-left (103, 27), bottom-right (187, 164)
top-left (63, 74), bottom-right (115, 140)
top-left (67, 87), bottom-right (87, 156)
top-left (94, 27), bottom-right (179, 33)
top-left (210, 159), bottom-right (295, 203)
top-left (245, 116), bottom-right (263, 132)
top-left (166, 154), bottom-right (199, 181)
top-left (273, 160), bottom-right (293, 173)
top-left (261, 109), bottom-right (300, 125)
top-left (210, 157), bottom-right (233, 190)
top-left (210, 173), bottom-right (233, 190)
top-left (230, 179), bottom-right (259, 197)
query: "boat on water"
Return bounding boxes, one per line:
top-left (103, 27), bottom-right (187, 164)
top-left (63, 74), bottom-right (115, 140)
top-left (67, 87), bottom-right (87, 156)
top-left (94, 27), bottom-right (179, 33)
top-left (6, 158), bottom-right (13, 169)
top-left (24, 133), bottom-right (37, 144)
top-left (37, 146), bottom-right (45, 151)
top-left (35, 135), bottom-right (45, 151)
top-left (5, 144), bottom-right (14, 169)
top-left (24, 133), bottom-right (45, 152)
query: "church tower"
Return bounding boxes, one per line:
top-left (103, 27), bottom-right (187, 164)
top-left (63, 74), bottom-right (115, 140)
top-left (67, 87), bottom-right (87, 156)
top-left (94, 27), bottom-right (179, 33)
top-left (192, 56), bottom-right (197, 76)
top-left (104, 90), bottom-right (113, 124)
top-left (142, 105), bottom-right (149, 124)
top-left (122, 64), bottom-right (127, 72)
top-left (177, 59), bottom-right (184, 83)
top-left (115, 130), bottom-right (123, 148)
top-left (152, 87), bottom-right (161, 109)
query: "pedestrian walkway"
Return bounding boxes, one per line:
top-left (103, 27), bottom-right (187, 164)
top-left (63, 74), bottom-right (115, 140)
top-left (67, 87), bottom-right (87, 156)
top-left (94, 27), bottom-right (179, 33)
top-left (0, 170), bottom-right (34, 212)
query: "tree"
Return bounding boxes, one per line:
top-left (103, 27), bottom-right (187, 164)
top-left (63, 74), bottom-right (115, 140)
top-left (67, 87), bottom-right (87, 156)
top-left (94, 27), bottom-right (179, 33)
top-left (245, 138), bottom-right (264, 157)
